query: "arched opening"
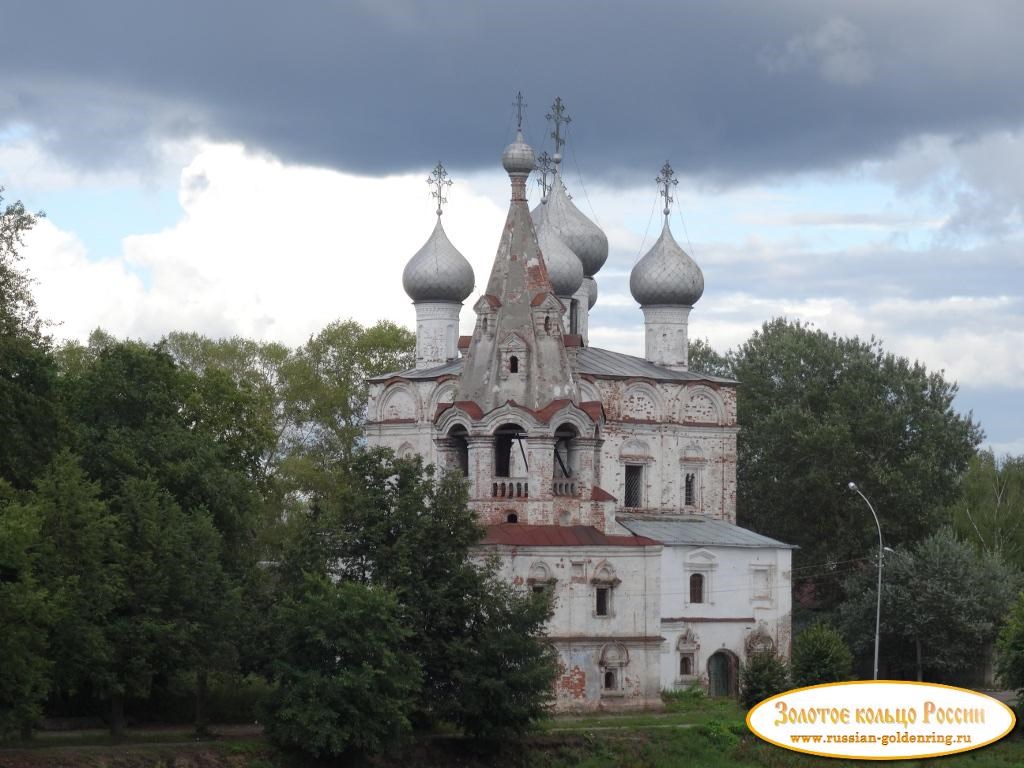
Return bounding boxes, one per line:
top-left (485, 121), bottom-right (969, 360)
top-left (708, 650), bottom-right (739, 698)
top-left (569, 299), bottom-right (579, 335)
top-left (689, 573), bottom-right (705, 604)
top-left (447, 425), bottom-right (469, 477)
top-left (544, 315), bottom-right (551, 334)
top-left (506, 512), bottom-right (518, 524)
top-left (509, 355), bottom-right (519, 373)
top-left (553, 423), bottom-right (579, 497)
top-left (494, 423), bottom-right (527, 479)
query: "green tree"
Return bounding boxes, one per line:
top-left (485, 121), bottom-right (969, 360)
top-left (791, 623), bottom-right (853, 687)
top-left (263, 575), bottom-right (420, 758)
top-left (271, 449), bottom-right (557, 739)
top-left (951, 450), bottom-right (1024, 565)
top-left (996, 590), bottom-right (1024, 698)
top-left (0, 187), bottom-right (45, 340)
top-left (688, 337), bottom-right (733, 379)
top-left (0, 485), bottom-right (52, 740)
top-left (739, 651), bottom-right (790, 710)
top-left (839, 527), bottom-right (1018, 682)
top-left (734, 319), bottom-right (982, 579)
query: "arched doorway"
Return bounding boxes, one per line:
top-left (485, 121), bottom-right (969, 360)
top-left (707, 650), bottom-right (739, 697)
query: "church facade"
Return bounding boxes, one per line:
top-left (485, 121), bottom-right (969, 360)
top-left (365, 101), bottom-right (793, 711)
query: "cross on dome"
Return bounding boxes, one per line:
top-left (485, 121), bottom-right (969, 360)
top-left (427, 161), bottom-right (452, 217)
top-left (535, 151), bottom-right (555, 200)
top-left (546, 96), bottom-right (571, 162)
top-left (514, 91), bottom-right (527, 130)
top-left (657, 161), bottom-right (678, 220)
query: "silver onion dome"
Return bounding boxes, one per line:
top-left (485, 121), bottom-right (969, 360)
top-left (502, 129), bottom-right (536, 176)
top-left (536, 219), bottom-right (584, 297)
top-left (534, 173), bottom-right (608, 277)
top-left (584, 276), bottom-right (598, 309)
top-left (402, 218), bottom-right (475, 302)
top-left (629, 221), bottom-right (704, 306)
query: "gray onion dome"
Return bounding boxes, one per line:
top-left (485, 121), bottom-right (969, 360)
top-left (402, 218), bottom-right (475, 302)
top-left (502, 129), bottom-right (536, 176)
top-left (536, 174), bottom-right (608, 277)
top-left (630, 221), bottom-right (704, 306)
top-left (536, 219), bottom-right (584, 298)
top-left (584, 276), bottom-right (598, 309)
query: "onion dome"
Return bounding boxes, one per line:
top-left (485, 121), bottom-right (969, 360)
top-left (533, 173), bottom-right (608, 277)
top-left (584, 276), bottom-right (598, 309)
top-left (630, 221), bottom-right (704, 306)
top-left (502, 128), bottom-right (536, 176)
top-left (536, 218), bottom-right (584, 298)
top-left (402, 218), bottom-right (474, 302)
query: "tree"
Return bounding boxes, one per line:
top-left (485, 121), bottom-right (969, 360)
top-left (950, 450), bottom-right (1024, 565)
top-left (688, 337), bottom-right (733, 379)
top-left (838, 527), bottom-right (1018, 682)
top-left (0, 187), bottom-right (45, 340)
top-left (263, 575), bottom-right (420, 758)
top-left (734, 319), bottom-right (982, 580)
top-left (268, 448), bottom-right (557, 739)
top-left (996, 590), bottom-right (1024, 698)
top-left (0, 484), bottom-right (52, 740)
top-left (739, 651), bottom-right (790, 710)
top-left (791, 623), bottom-right (853, 687)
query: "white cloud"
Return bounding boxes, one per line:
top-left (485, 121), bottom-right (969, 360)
top-left (761, 17), bottom-right (874, 86)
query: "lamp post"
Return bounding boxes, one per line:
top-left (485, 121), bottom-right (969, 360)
top-left (848, 481), bottom-right (883, 680)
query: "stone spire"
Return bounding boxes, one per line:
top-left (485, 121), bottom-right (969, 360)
top-left (457, 101), bottom-right (579, 411)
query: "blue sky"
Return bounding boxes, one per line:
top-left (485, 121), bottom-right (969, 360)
top-left (2, 1), bottom-right (1021, 456)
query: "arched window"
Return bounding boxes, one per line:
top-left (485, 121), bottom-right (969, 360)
top-left (544, 315), bottom-right (551, 333)
top-left (690, 573), bottom-right (704, 604)
top-left (679, 655), bottom-right (692, 676)
top-left (509, 355), bottom-right (519, 373)
top-left (506, 512), bottom-right (518, 524)
top-left (685, 472), bottom-right (696, 506)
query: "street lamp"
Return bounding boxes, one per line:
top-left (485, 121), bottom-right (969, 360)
top-left (848, 481), bottom-right (884, 680)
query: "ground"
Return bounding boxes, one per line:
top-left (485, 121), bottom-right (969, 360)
top-left (2, 695), bottom-right (1021, 767)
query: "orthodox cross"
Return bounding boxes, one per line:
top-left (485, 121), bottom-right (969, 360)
top-left (427, 161), bottom-right (452, 217)
top-left (535, 151), bottom-right (555, 199)
top-left (656, 161), bottom-right (678, 219)
top-left (514, 91), bottom-right (527, 131)
top-left (546, 96), bottom-right (571, 157)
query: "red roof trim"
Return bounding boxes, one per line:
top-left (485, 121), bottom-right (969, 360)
top-left (562, 334), bottom-right (583, 347)
top-left (591, 486), bottom-right (617, 502)
top-left (458, 335), bottom-right (471, 349)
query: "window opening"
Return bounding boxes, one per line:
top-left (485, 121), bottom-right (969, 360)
top-left (509, 355), bottom-right (519, 373)
top-left (603, 669), bottom-right (617, 690)
top-left (595, 587), bottom-right (609, 616)
top-left (570, 300), bottom-right (579, 335)
top-left (685, 472), bottom-right (696, 506)
top-left (680, 655), bottom-right (693, 676)
top-left (544, 315), bottom-right (551, 333)
top-left (506, 513), bottom-right (518, 524)
top-left (690, 573), bottom-right (704, 604)
top-left (624, 464), bottom-right (643, 508)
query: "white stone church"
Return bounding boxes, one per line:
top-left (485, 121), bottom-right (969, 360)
top-left (365, 100), bottom-right (793, 711)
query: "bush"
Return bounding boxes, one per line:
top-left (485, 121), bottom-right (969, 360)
top-left (739, 652), bottom-right (790, 710)
top-left (791, 623), bottom-right (853, 687)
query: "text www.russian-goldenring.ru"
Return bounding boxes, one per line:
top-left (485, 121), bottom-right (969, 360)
top-left (789, 732), bottom-right (972, 747)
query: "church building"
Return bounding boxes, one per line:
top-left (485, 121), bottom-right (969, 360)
top-left (365, 98), bottom-right (793, 711)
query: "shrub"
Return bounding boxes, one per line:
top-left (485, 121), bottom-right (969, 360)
top-left (791, 623), bottom-right (853, 687)
top-left (739, 652), bottom-right (790, 710)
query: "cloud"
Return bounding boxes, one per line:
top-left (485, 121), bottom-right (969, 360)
top-left (760, 17), bottom-right (873, 86)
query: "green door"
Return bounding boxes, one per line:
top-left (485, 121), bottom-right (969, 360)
top-left (708, 651), bottom-right (734, 697)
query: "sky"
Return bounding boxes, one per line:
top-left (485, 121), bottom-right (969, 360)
top-left (2, 1), bottom-right (1022, 456)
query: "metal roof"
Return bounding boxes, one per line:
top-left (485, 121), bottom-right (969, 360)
top-left (481, 524), bottom-right (658, 548)
top-left (369, 346), bottom-right (735, 384)
top-left (617, 516), bottom-right (796, 549)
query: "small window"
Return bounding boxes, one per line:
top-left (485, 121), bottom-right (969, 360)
top-left (680, 654), bottom-right (693, 676)
top-left (603, 669), bottom-right (617, 690)
top-left (509, 355), bottom-right (519, 373)
top-left (544, 315), bottom-right (551, 333)
top-left (684, 472), bottom-right (696, 506)
top-left (595, 586), bottom-right (609, 616)
top-left (624, 465), bottom-right (643, 508)
top-left (690, 573), bottom-right (704, 604)
top-left (506, 513), bottom-right (518, 524)
top-left (570, 300), bottom-right (579, 335)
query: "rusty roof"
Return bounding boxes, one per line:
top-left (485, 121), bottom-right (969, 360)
top-left (481, 524), bottom-right (658, 547)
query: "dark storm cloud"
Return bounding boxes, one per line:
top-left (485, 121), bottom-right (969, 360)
top-left (3, 0), bottom-right (1024, 183)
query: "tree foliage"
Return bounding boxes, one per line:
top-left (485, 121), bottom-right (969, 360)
top-left (791, 623), bottom-right (853, 687)
top-left (950, 450), bottom-right (1024, 566)
top-left (996, 590), bottom-right (1024, 698)
top-left (263, 576), bottom-right (420, 758)
top-left (739, 651), bottom-right (790, 710)
top-left (734, 319), bottom-right (982, 578)
top-left (838, 527), bottom-right (1018, 682)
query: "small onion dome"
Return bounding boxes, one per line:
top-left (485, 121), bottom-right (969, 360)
top-left (629, 221), bottom-right (704, 306)
top-left (502, 129), bottom-right (536, 176)
top-left (584, 276), bottom-right (598, 309)
top-left (402, 218), bottom-right (474, 302)
top-left (533, 174), bottom-right (608, 277)
top-left (536, 220), bottom-right (584, 298)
